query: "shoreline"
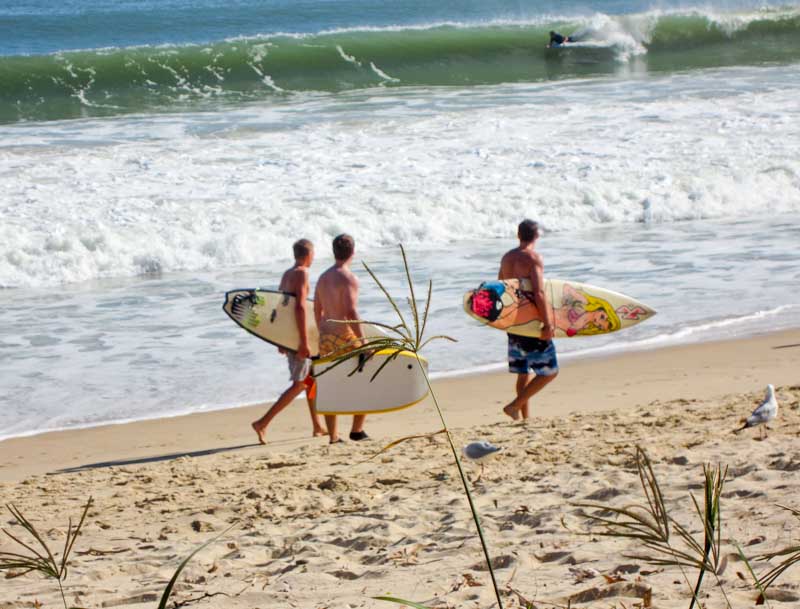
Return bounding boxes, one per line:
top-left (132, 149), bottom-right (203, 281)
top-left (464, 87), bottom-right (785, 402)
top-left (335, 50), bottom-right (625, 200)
top-left (2, 320), bottom-right (797, 445)
top-left (2, 328), bottom-right (799, 483)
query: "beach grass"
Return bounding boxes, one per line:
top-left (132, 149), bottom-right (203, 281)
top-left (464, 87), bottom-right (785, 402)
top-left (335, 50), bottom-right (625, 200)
top-left (1, 496), bottom-right (232, 609)
top-left (574, 448), bottom-right (730, 608)
top-left (318, 244), bottom-right (504, 609)
top-left (1, 497), bottom-right (92, 609)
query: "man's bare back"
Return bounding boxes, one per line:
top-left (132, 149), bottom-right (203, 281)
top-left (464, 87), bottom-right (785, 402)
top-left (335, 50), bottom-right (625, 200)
top-left (315, 267), bottom-right (358, 326)
top-left (314, 265), bottom-right (363, 347)
top-left (279, 265), bottom-right (308, 296)
top-left (499, 246), bottom-right (542, 283)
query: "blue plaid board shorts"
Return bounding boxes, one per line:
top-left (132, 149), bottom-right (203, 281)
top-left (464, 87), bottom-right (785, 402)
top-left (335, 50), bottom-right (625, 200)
top-left (508, 334), bottom-right (559, 376)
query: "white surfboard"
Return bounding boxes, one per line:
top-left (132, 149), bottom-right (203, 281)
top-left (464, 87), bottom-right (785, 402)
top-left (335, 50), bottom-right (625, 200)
top-left (224, 289), bottom-right (322, 356)
top-left (223, 289), bottom-right (430, 414)
top-left (313, 350), bottom-right (429, 415)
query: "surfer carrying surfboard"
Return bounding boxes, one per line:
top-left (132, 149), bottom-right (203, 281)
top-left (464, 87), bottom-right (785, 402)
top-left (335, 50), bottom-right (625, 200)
top-left (498, 220), bottom-right (559, 421)
top-left (314, 233), bottom-right (370, 443)
top-left (251, 239), bottom-right (327, 444)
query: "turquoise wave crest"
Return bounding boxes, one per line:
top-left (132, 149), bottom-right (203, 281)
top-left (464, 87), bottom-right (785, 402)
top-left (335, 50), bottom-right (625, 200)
top-left (1, 9), bottom-right (799, 123)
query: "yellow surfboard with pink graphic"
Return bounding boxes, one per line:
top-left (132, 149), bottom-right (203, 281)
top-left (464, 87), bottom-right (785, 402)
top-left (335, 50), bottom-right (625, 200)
top-left (463, 278), bottom-right (656, 338)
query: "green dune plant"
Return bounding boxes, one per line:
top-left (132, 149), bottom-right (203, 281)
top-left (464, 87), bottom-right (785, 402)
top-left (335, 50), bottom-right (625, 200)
top-left (318, 244), bottom-right (504, 609)
top-left (0, 495), bottom-right (231, 609)
top-left (574, 447), bottom-right (730, 609)
top-left (574, 447), bottom-right (800, 607)
top-left (0, 497), bottom-right (93, 609)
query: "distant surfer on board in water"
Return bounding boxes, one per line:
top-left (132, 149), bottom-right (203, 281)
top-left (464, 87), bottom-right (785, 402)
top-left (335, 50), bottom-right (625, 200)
top-left (314, 233), bottom-right (370, 444)
top-left (498, 220), bottom-right (559, 421)
top-left (251, 239), bottom-right (327, 444)
top-left (547, 30), bottom-right (574, 48)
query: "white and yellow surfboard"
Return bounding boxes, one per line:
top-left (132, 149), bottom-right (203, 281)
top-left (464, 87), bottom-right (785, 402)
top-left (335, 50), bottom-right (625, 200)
top-left (312, 349), bottom-right (429, 415)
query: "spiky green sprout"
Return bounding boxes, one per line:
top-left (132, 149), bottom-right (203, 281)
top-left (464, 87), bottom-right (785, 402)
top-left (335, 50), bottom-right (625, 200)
top-left (317, 244), bottom-right (504, 609)
top-left (0, 497), bottom-right (93, 609)
top-left (0, 496), bottom-right (232, 609)
top-left (573, 447), bottom-right (732, 609)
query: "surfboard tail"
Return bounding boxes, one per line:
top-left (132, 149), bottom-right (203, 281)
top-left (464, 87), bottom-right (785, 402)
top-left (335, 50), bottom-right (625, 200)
top-left (313, 350), bottom-right (429, 415)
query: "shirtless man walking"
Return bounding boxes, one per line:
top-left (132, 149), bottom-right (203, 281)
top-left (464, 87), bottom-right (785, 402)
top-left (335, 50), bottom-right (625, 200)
top-left (314, 234), bottom-right (369, 443)
top-left (251, 239), bottom-right (327, 444)
top-left (499, 220), bottom-right (559, 420)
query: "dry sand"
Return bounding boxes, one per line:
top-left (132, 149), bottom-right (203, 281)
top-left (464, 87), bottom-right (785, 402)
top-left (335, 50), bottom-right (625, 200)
top-left (1, 330), bottom-right (799, 608)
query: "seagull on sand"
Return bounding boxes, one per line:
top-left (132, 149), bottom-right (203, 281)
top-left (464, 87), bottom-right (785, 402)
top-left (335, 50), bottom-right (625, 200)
top-left (463, 441), bottom-right (503, 460)
top-left (462, 441), bottom-right (503, 480)
top-left (735, 384), bottom-right (778, 439)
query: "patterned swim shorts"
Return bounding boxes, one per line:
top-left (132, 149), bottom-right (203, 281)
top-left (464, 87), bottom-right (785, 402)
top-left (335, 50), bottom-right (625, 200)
top-left (286, 353), bottom-right (313, 388)
top-left (508, 334), bottom-right (559, 376)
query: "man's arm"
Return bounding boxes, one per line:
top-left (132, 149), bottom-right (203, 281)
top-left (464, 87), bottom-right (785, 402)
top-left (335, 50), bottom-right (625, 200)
top-left (313, 282), bottom-right (323, 329)
top-left (294, 270), bottom-right (310, 359)
top-left (529, 256), bottom-right (555, 340)
top-left (498, 252), bottom-right (509, 280)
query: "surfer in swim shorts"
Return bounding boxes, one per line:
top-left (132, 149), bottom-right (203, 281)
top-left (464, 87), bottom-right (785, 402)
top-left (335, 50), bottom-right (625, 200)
top-left (314, 233), bottom-right (370, 443)
top-left (251, 239), bottom-right (327, 444)
top-left (547, 30), bottom-right (574, 47)
top-left (498, 220), bottom-right (559, 421)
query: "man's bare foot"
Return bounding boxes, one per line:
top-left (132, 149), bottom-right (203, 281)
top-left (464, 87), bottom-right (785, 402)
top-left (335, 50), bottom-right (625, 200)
top-left (503, 403), bottom-right (521, 421)
top-left (251, 422), bottom-right (266, 445)
top-left (313, 428), bottom-right (327, 437)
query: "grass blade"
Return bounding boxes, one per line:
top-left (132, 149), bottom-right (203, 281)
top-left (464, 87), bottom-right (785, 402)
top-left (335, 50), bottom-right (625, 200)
top-left (6, 505), bottom-right (56, 566)
top-left (734, 542), bottom-right (770, 608)
top-left (374, 596), bottom-right (433, 609)
top-left (418, 335), bottom-right (458, 350)
top-left (357, 430), bottom-right (447, 464)
top-left (1, 527), bottom-right (53, 570)
top-left (368, 350), bottom-right (402, 382)
top-left (399, 244), bottom-right (420, 346)
top-left (157, 526), bottom-right (233, 609)
top-left (418, 280), bottom-right (433, 347)
top-left (59, 497), bottom-right (92, 579)
top-left (362, 260), bottom-right (412, 339)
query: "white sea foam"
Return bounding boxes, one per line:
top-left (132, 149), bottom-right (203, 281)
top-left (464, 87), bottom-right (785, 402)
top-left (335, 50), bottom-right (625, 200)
top-left (369, 61), bottom-right (399, 82)
top-left (336, 44), bottom-right (362, 66)
top-left (2, 66), bottom-right (799, 289)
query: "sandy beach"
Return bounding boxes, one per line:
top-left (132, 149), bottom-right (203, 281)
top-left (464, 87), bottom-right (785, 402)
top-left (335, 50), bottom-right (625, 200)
top-left (2, 329), bottom-right (799, 608)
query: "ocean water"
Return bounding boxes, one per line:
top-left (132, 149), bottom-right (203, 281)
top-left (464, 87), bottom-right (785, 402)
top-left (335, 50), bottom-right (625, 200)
top-left (1, 0), bottom-right (799, 440)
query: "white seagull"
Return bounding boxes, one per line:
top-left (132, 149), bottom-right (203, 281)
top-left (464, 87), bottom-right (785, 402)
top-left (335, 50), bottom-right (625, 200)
top-left (462, 441), bottom-right (503, 480)
top-left (735, 384), bottom-right (778, 438)
top-left (463, 441), bottom-right (503, 460)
